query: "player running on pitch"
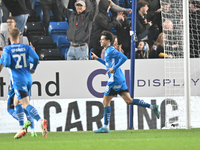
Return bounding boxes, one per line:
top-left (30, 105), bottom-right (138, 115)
top-left (91, 31), bottom-right (160, 133)
top-left (1, 28), bottom-right (48, 139)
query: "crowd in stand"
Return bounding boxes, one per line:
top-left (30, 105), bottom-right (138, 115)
top-left (0, 0), bottom-right (199, 60)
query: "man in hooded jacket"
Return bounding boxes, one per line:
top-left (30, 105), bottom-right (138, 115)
top-left (90, 0), bottom-right (125, 58)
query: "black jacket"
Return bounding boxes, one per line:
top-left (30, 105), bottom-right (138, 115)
top-left (90, 0), bottom-right (120, 57)
top-left (57, 0), bottom-right (96, 43)
top-left (146, 0), bottom-right (160, 20)
top-left (115, 18), bottom-right (131, 57)
top-left (136, 12), bottom-right (150, 36)
top-left (3, 0), bottom-right (28, 16)
top-left (149, 44), bottom-right (164, 58)
top-left (135, 50), bottom-right (145, 59)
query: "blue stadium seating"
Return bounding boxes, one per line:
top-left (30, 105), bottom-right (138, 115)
top-left (60, 47), bottom-right (69, 60)
top-left (57, 36), bottom-right (70, 60)
top-left (51, 33), bottom-right (66, 46)
top-left (48, 22), bottom-right (69, 35)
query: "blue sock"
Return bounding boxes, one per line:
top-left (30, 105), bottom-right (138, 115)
top-left (104, 106), bottom-right (111, 126)
top-left (132, 99), bottom-right (151, 108)
top-left (15, 105), bottom-right (24, 126)
top-left (24, 109), bottom-right (34, 129)
top-left (26, 105), bottom-right (41, 121)
top-left (7, 108), bottom-right (18, 121)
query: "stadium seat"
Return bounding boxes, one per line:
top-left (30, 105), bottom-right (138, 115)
top-left (57, 36), bottom-right (70, 48)
top-left (57, 36), bottom-right (70, 59)
top-left (48, 22), bottom-right (69, 35)
top-left (51, 33), bottom-right (66, 46)
top-left (32, 35), bottom-right (57, 55)
top-left (24, 22), bottom-right (46, 36)
top-left (60, 47), bottom-right (69, 60)
top-left (0, 23), bottom-right (8, 32)
top-left (39, 48), bottom-right (64, 60)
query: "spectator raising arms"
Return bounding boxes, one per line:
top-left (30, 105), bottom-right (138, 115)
top-left (90, 0), bottom-right (124, 58)
top-left (115, 11), bottom-right (131, 58)
top-left (136, 1), bottom-right (160, 47)
top-left (57, 0), bottom-right (96, 60)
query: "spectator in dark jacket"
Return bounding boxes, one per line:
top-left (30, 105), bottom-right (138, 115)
top-left (90, 0), bottom-right (124, 57)
top-left (136, 1), bottom-right (160, 47)
top-left (57, 0), bottom-right (96, 60)
top-left (145, 0), bottom-right (162, 31)
top-left (115, 11), bottom-right (131, 58)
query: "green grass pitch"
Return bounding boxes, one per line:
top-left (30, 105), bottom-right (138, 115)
top-left (0, 129), bottom-right (200, 150)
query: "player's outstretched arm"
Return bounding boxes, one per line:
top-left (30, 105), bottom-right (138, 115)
top-left (91, 52), bottom-right (106, 65)
top-left (91, 52), bottom-right (98, 60)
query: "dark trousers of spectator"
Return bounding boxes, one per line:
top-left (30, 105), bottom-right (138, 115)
top-left (41, 3), bottom-right (63, 35)
top-left (2, 1), bottom-right (9, 23)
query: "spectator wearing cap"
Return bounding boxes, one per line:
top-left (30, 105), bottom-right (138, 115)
top-left (57, 0), bottom-right (96, 60)
top-left (40, 0), bottom-right (63, 35)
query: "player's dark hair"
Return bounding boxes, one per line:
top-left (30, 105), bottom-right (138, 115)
top-left (101, 31), bottom-right (114, 45)
top-left (7, 16), bottom-right (16, 22)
